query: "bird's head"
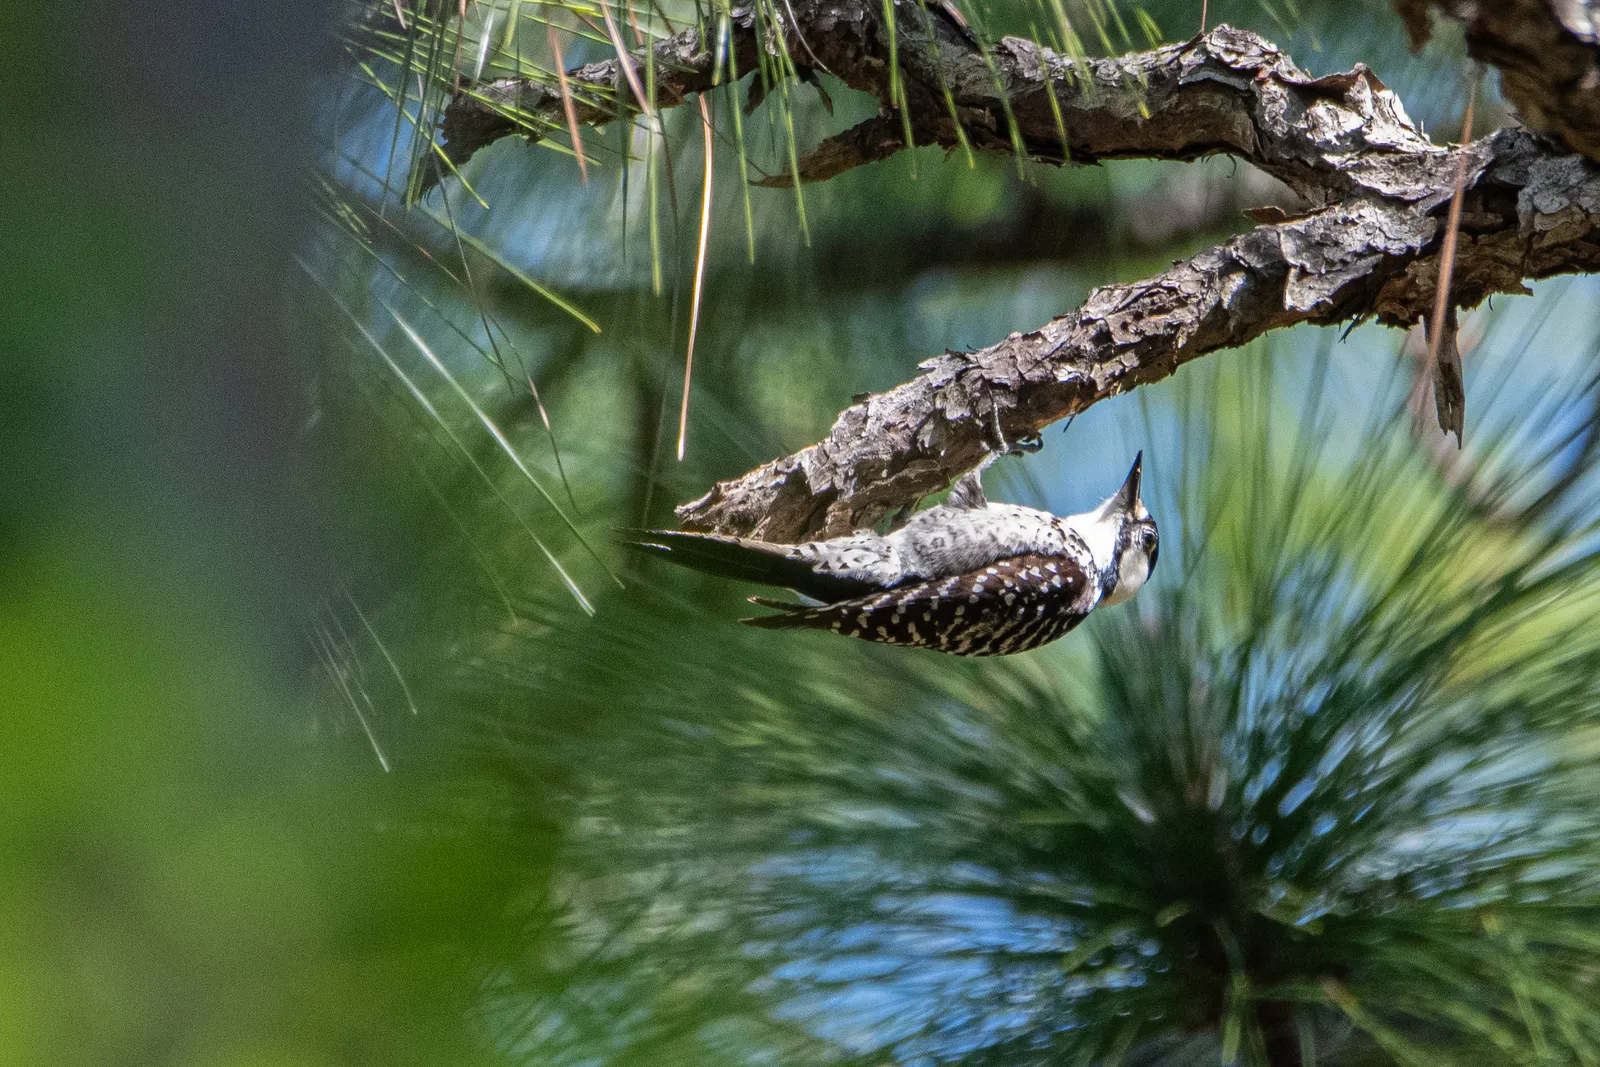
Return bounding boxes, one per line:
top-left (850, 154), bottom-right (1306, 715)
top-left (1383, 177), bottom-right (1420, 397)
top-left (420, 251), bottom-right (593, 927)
top-left (1083, 452), bottom-right (1158, 607)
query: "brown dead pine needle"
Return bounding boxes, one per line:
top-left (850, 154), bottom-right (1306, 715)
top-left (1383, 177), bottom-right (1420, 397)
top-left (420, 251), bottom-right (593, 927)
top-left (679, 94), bottom-right (715, 461)
top-left (547, 23), bottom-right (588, 183)
top-left (1425, 63), bottom-right (1483, 445)
top-left (599, 0), bottom-right (653, 121)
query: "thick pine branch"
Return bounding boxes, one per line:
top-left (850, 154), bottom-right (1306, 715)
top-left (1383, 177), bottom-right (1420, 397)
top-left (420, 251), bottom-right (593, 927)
top-left (431, 0), bottom-right (881, 180)
top-left (426, 8), bottom-right (1600, 543)
top-left (435, 10), bottom-right (1458, 196)
top-left (675, 126), bottom-right (1600, 540)
top-left (667, 18), bottom-right (1600, 540)
top-left (766, 24), bottom-right (1463, 195)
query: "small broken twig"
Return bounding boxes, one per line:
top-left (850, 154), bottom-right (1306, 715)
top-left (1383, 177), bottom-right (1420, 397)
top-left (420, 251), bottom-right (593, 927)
top-left (1424, 63), bottom-right (1483, 445)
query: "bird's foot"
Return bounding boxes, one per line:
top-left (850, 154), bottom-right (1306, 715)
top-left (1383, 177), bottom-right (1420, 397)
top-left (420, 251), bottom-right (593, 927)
top-left (1006, 433), bottom-right (1044, 455)
top-left (986, 404), bottom-right (1044, 458)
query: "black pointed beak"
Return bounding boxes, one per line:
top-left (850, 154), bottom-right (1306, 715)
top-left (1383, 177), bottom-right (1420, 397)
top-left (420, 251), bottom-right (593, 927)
top-left (1111, 451), bottom-right (1142, 512)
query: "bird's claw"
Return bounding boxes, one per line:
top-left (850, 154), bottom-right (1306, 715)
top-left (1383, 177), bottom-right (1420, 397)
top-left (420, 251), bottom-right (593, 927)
top-left (986, 404), bottom-right (1044, 458)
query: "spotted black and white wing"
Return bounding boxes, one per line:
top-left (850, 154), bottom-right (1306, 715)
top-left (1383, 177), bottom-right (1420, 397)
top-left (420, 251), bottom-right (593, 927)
top-left (744, 553), bottom-right (1094, 656)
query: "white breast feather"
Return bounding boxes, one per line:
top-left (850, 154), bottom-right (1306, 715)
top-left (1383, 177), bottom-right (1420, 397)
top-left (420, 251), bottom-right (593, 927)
top-left (1102, 548), bottom-right (1149, 606)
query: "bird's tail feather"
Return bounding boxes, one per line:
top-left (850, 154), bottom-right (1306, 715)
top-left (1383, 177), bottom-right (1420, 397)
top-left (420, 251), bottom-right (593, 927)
top-left (621, 529), bottom-right (877, 601)
top-left (741, 602), bottom-right (826, 629)
top-left (746, 595), bottom-right (811, 613)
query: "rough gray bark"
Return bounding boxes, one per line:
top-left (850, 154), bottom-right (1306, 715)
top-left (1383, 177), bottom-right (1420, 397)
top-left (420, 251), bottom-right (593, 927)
top-left (434, 1), bottom-right (1461, 191)
top-left (431, 0), bottom-right (881, 181)
top-left (429, 7), bottom-right (1600, 543)
top-left (669, 28), bottom-right (1600, 540)
top-left (677, 126), bottom-right (1600, 539)
top-left (433, 0), bottom-right (1595, 185)
top-left (430, 13), bottom-right (755, 184)
top-left (1394, 0), bottom-right (1600, 163)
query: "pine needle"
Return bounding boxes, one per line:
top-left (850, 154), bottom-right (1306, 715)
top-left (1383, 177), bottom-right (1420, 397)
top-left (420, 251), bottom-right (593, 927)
top-left (599, 0), bottom-right (653, 120)
top-left (386, 307), bottom-right (613, 590)
top-left (1425, 63), bottom-right (1483, 446)
top-left (679, 94), bottom-right (716, 462)
top-left (310, 620), bottom-right (391, 772)
top-left (298, 257), bottom-right (606, 610)
top-left (501, 0), bottom-right (524, 49)
top-left (525, 368), bottom-right (582, 513)
top-left (779, 83), bottom-right (811, 243)
top-left (880, 0), bottom-right (917, 165)
top-left (418, 205), bottom-right (600, 331)
top-left (345, 589), bottom-right (420, 717)
top-left (626, 0), bottom-right (646, 46)
top-left (548, 22), bottom-right (589, 183)
top-left (453, 0), bottom-right (468, 90)
top-left (720, 23), bottom-right (757, 262)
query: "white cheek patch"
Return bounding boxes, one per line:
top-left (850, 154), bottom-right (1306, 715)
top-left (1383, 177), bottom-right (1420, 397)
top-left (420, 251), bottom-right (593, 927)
top-left (1104, 550), bottom-right (1150, 607)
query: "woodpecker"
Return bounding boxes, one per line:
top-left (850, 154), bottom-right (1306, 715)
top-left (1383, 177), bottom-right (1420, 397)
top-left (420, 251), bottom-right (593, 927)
top-left (632, 454), bottom-right (1158, 656)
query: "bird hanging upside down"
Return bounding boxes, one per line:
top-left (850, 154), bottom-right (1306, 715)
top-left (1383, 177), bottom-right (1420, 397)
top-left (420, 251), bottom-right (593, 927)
top-left (632, 454), bottom-right (1158, 656)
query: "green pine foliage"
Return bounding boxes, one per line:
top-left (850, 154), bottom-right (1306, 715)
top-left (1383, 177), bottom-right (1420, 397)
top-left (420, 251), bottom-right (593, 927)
top-left (424, 344), bottom-right (1600, 1067)
top-left (291, 3), bottom-right (1600, 1065)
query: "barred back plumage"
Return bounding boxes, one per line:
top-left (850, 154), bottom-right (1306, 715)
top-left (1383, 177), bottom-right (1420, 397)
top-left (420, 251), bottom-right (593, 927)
top-left (745, 552), bottom-right (1093, 655)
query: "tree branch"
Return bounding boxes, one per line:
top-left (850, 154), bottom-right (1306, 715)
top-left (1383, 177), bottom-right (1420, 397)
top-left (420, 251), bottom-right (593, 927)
top-left (430, 12), bottom-right (754, 184)
top-left (1393, 0), bottom-right (1600, 163)
top-left (426, 9), bottom-right (1600, 544)
top-left (437, 12), bottom-right (1471, 207)
top-left (676, 127), bottom-right (1600, 540)
top-left (430, 0), bottom-right (888, 182)
top-left (434, 0), bottom-right (1599, 180)
top-left (764, 24), bottom-right (1468, 198)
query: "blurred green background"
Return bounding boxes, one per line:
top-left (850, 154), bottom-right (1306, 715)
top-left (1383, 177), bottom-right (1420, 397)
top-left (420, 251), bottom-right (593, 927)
top-left (6, 1), bottom-right (1600, 1065)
